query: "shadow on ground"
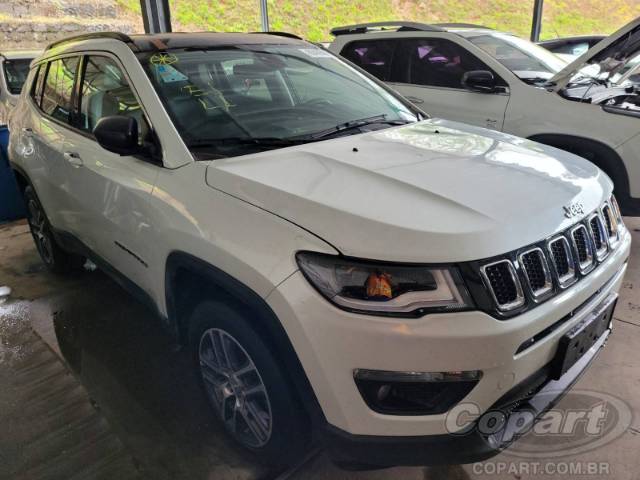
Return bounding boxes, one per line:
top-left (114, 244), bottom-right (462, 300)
top-left (30, 274), bottom-right (270, 480)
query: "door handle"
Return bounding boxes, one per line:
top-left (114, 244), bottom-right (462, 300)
top-left (63, 151), bottom-right (83, 167)
top-left (405, 96), bottom-right (424, 104)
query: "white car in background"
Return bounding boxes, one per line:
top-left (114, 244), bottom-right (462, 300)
top-left (329, 19), bottom-right (640, 216)
top-left (537, 35), bottom-right (606, 62)
top-left (0, 50), bottom-right (41, 124)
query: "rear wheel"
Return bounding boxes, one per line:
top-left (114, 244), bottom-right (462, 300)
top-left (189, 301), bottom-right (309, 467)
top-left (24, 186), bottom-right (82, 274)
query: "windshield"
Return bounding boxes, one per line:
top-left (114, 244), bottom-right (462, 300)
top-left (139, 44), bottom-right (419, 158)
top-left (467, 33), bottom-right (567, 83)
top-left (3, 58), bottom-right (31, 95)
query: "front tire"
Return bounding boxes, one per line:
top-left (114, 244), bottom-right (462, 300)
top-left (24, 186), bottom-right (82, 274)
top-left (188, 301), bottom-right (310, 467)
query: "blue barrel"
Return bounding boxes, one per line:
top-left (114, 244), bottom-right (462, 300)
top-left (0, 126), bottom-right (26, 223)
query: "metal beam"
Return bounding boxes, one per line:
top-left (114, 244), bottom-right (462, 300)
top-left (260, 0), bottom-right (270, 32)
top-left (530, 0), bottom-right (544, 42)
top-left (140, 0), bottom-right (172, 34)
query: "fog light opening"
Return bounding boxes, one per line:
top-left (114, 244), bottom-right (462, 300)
top-left (354, 369), bottom-right (482, 416)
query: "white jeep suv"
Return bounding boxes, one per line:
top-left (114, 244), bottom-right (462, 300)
top-left (329, 19), bottom-right (640, 216)
top-left (9, 31), bottom-right (631, 469)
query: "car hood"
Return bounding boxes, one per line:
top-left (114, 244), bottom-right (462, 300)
top-left (550, 17), bottom-right (640, 88)
top-left (205, 119), bottom-right (611, 263)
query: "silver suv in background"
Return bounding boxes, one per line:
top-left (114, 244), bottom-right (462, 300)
top-left (329, 19), bottom-right (640, 216)
top-left (0, 50), bottom-right (41, 124)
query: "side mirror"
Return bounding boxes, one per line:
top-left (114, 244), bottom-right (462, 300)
top-left (461, 70), bottom-right (497, 93)
top-left (93, 116), bottom-right (141, 156)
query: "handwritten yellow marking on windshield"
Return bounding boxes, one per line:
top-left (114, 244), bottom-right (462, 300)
top-left (181, 83), bottom-right (234, 111)
top-left (150, 53), bottom-right (179, 66)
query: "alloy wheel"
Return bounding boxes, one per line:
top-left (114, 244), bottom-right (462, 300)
top-left (198, 328), bottom-right (273, 448)
top-left (27, 198), bottom-right (54, 265)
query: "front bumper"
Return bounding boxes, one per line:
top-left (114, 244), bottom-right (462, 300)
top-left (323, 326), bottom-right (610, 467)
top-left (265, 228), bottom-right (630, 462)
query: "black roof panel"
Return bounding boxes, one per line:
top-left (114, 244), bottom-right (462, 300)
top-left (46, 31), bottom-right (305, 53)
top-left (130, 32), bottom-right (305, 51)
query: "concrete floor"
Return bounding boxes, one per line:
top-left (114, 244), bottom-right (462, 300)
top-left (1, 218), bottom-right (639, 480)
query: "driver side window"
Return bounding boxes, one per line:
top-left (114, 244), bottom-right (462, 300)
top-left (401, 38), bottom-right (502, 89)
top-left (76, 56), bottom-right (149, 145)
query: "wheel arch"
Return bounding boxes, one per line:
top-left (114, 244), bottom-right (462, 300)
top-left (10, 163), bottom-right (31, 195)
top-left (164, 251), bottom-right (326, 429)
top-left (528, 134), bottom-right (630, 195)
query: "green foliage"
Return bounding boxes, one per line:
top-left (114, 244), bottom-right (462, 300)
top-left (117, 0), bottom-right (640, 42)
top-left (116, 0), bottom-right (141, 15)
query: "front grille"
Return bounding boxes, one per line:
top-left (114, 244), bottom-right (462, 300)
top-left (518, 248), bottom-right (552, 297)
top-left (602, 204), bottom-right (619, 244)
top-left (571, 224), bottom-right (594, 272)
top-left (610, 195), bottom-right (622, 221)
top-left (548, 236), bottom-right (575, 287)
top-left (588, 213), bottom-right (608, 260)
top-left (480, 260), bottom-right (524, 311)
top-left (478, 197), bottom-right (625, 317)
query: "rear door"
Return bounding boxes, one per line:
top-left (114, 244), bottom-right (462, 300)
top-left (61, 54), bottom-right (160, 292)
top-left (22, 56), bottom-right (81, 230)
top-left (341, 37), bottom-right (510, 130)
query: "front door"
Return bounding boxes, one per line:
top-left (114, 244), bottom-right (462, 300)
top-left (390, 38), bottom-right (510, 130)
top-left (61, 54), bottom-right (160, 294)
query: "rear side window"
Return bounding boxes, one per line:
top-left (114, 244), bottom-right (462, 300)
top-left (30, 64), bottom-right (46, 107)
top-left (401, 38), bottom-right (495, 89)
top-left (41, 56), bottom-right (80, 124)
top-left (340, 40), bottom-right (397, 82)
top-left (77, 56), bottom-right (148, 144)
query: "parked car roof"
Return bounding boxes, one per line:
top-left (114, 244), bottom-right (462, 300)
top-left (0, 50), bottom-right (42, 60)
top-left (44, 31), bottom-right (306, 54)
top-left (537, 35), bottom-right (606, 49)
top-left (330, 20), bottom-right (500, 38)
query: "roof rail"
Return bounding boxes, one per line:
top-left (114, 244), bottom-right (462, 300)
top-left (250, 31), bottom-right (303, 40)
top-left (331, 21), bottom-right (444, 36)
top-left (435, 23), bottom-right (493, 30)
top-left (45, 32), bottom-right (136, 51)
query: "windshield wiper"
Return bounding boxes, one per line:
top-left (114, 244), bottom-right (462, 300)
top-left (186, 116), bottom-right (412, 152)
top-left (306, 114), bottom-right (411, 140)
top-left (521, 76), bottom-right (554, 86)
top-left (186, 137), bottom-right (310, 150)
top-left (569, 73), bottom-right (609, 88)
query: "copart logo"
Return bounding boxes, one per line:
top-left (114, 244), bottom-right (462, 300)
top-left (444, 389), bottom-right (632, 458)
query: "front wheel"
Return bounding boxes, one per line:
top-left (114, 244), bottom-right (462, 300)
top-left (189, 301), bottom-right (310, 467)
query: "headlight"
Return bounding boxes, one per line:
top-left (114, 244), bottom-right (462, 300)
top-left (296, 252), bottom-right (473, 317)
